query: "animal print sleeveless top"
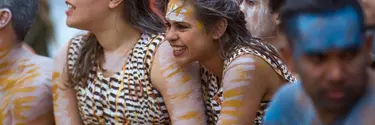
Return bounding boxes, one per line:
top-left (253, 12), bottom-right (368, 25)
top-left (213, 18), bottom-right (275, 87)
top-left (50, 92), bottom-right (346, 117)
top-left (201, 43), bottom-right (296, 125)
top-left (67, 33), bottom-right (170, 125)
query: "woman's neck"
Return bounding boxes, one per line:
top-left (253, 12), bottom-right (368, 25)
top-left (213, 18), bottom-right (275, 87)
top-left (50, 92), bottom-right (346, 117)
top-left (200, 48), bottom-right (225, 78)
top-left (92, 18), bottom-right (141, 54)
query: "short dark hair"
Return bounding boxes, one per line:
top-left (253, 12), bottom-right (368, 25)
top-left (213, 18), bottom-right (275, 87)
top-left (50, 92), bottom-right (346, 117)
top-left (279, 0), bottom-right (365, 47)
top-left (0, 0), bottom-right (38, 41)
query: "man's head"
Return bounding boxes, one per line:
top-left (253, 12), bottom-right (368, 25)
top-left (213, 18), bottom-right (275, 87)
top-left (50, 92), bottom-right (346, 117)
top-left (280, 0), bottom-right (371, 114)
top-left (0, 0), bottom-right (38, 41)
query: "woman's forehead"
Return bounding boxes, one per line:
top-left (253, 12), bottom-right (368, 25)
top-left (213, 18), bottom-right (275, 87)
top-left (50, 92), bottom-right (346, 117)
top-left (166, 0), bottom-right (195, 23)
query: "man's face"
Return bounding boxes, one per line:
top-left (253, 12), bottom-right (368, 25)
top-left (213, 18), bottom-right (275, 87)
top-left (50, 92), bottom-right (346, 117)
top-left (360, 0), bottom-right (375, 27)
top-left (240, 0), bottom-right (277, 38)
top-left (289, 7), bottom-right (371, 113)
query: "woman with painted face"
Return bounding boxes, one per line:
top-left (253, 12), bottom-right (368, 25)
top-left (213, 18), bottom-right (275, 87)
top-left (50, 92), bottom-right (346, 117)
top-left (52, 0), bottom-right (207, 125)
top-left (165, 0), bottom-right (295, 124)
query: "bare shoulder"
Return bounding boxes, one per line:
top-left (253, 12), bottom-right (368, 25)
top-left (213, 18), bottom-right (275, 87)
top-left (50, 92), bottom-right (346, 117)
top-left (226, 54), bottom-right (276, 75)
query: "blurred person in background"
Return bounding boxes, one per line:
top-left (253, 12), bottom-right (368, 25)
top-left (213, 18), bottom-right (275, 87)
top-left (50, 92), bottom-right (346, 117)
top-left (359, 0), bottom-right (375, 68)
top-left (52, 0), bottom-right (206, 124)
top-left (239, 0), bottom-right (277, 42)
top-left (361, 0), bottom-right (375, 27)
top-left (264, 0), bottom-right (375, 124)
top-left (24, 0), bottom-right (54, 57)
top-left (0, 0), bottom-right (54, 124)
top-left (165, 0), bottom-right (295, 124)
top-left (238, 0), bottom-right (298, 77)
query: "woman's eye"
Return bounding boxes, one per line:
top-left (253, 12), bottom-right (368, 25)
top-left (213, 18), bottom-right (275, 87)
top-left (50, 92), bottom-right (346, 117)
top-left (177, 24), bottom-right (188, 29)
top-left (246, 0), bottom-right (256, 6)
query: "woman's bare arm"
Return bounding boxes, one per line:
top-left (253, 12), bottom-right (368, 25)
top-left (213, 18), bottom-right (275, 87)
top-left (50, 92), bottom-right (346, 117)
top-left (151, 42), bottom-right (207, 125)
top-left (52, 41), bottom-right (83, 125)
top-left (217, 55), bottom-right (273, 125)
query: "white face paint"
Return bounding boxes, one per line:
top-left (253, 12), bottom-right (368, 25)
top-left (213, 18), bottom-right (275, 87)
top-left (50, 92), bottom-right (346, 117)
top-left (240, 0), bottom-right (276, 38)
top-left (166, 0), bottom-right (191, 22)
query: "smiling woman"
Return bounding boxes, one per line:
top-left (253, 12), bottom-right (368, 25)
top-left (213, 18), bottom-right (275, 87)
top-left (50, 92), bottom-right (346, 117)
top-left (52, 0), bottom-right (206, 125)
top-left (165, 0), bottom-right (295, 124)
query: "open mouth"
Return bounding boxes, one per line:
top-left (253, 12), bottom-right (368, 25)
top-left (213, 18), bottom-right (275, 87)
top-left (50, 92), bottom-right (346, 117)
top-left (66, 1), bottom-right (76, 10)
top-left (171, 45), bottom-right (187, 57)
top-left (65, 1), bottom-right (76, 15)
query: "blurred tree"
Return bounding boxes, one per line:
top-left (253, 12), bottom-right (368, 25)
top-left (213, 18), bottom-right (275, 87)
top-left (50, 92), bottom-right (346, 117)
top-left (24, 0), bottom-right (54, 57)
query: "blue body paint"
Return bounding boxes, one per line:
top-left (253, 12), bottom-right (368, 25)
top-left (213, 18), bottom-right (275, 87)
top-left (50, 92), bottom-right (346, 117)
top-left (287, 6), bottom-right (363, 58)
top-left (263, 81), bottom-right (375, 125)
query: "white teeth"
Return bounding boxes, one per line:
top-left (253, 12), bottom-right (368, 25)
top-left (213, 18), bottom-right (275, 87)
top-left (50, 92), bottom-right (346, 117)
top-left (67, 4), bottom-right (72, 9)
top-left (173, 47), bottom-right (186, 51)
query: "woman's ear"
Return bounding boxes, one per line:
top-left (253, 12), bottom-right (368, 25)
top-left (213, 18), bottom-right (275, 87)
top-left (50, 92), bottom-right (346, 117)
top-left (212, 18), bottom-right (228, 40)
top-left (0, 8), bottom-right (12, 29)
top-left (109, 0), bottom-right (123, 9)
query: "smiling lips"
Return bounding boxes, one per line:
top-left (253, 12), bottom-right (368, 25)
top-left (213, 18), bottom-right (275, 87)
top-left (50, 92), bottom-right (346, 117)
top-left (65, 1), bottom-right (75, 16)
top-left (171, 45), bottom-right (187, 57)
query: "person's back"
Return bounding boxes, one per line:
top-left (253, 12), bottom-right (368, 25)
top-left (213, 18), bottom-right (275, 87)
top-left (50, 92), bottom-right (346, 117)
top-left (0, 0), bottom-right (54, 124)
top-left (264, 0), bottom-right (375, 124)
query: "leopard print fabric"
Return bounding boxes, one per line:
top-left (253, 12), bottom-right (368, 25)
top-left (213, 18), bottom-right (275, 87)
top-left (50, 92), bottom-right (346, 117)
top-left (67, 33), bottom-right (171, 125)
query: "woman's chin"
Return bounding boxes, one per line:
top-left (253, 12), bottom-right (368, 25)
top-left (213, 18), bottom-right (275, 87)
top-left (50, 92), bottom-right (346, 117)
top-left (174, 57), bottom-right (192, 66)
top-left (66, 20), bottom-right (76, 28)
top-left (66, 20), bottom-right (84, 29)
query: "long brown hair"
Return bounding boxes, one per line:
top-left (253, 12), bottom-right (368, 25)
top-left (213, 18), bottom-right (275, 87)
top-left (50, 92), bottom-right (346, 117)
top-left (67, 0), bottom-right (167, 88)
top-left (186, 0), bottom-right (283, 67)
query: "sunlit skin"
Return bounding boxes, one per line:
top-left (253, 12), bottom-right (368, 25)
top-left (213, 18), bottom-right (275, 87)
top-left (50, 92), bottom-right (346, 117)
top-left (0, 7), bottom-right (54, 125)
top-left (264, 6), bottom-right (375, 125)
top-left (165, 1), bottom-right (287, 124)
top-left (54, 0), bottom-right (206, 124)
top-left (52, 41), bottom-right (83, 125)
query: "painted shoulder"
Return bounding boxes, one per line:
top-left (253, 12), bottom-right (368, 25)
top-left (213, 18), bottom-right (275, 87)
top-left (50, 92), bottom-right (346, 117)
top-left (27, 54), bottom-right (54, 88)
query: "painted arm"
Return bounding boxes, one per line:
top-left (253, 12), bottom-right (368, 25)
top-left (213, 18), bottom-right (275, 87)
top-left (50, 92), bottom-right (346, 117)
top-left (151, 42), bottom-right (207, 125)
top-left (52, 41), bottom-right (83, 125)
top-left (216, 55), bottom-right (269, 125)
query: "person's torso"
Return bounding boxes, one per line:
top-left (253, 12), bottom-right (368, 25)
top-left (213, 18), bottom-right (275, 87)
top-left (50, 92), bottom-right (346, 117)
top-left (67, 33), bottom-right (171, 125)
top-left (201, 44), bottom-right (296, 125)
top-left (0, 50), bottom-right (53, 124)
